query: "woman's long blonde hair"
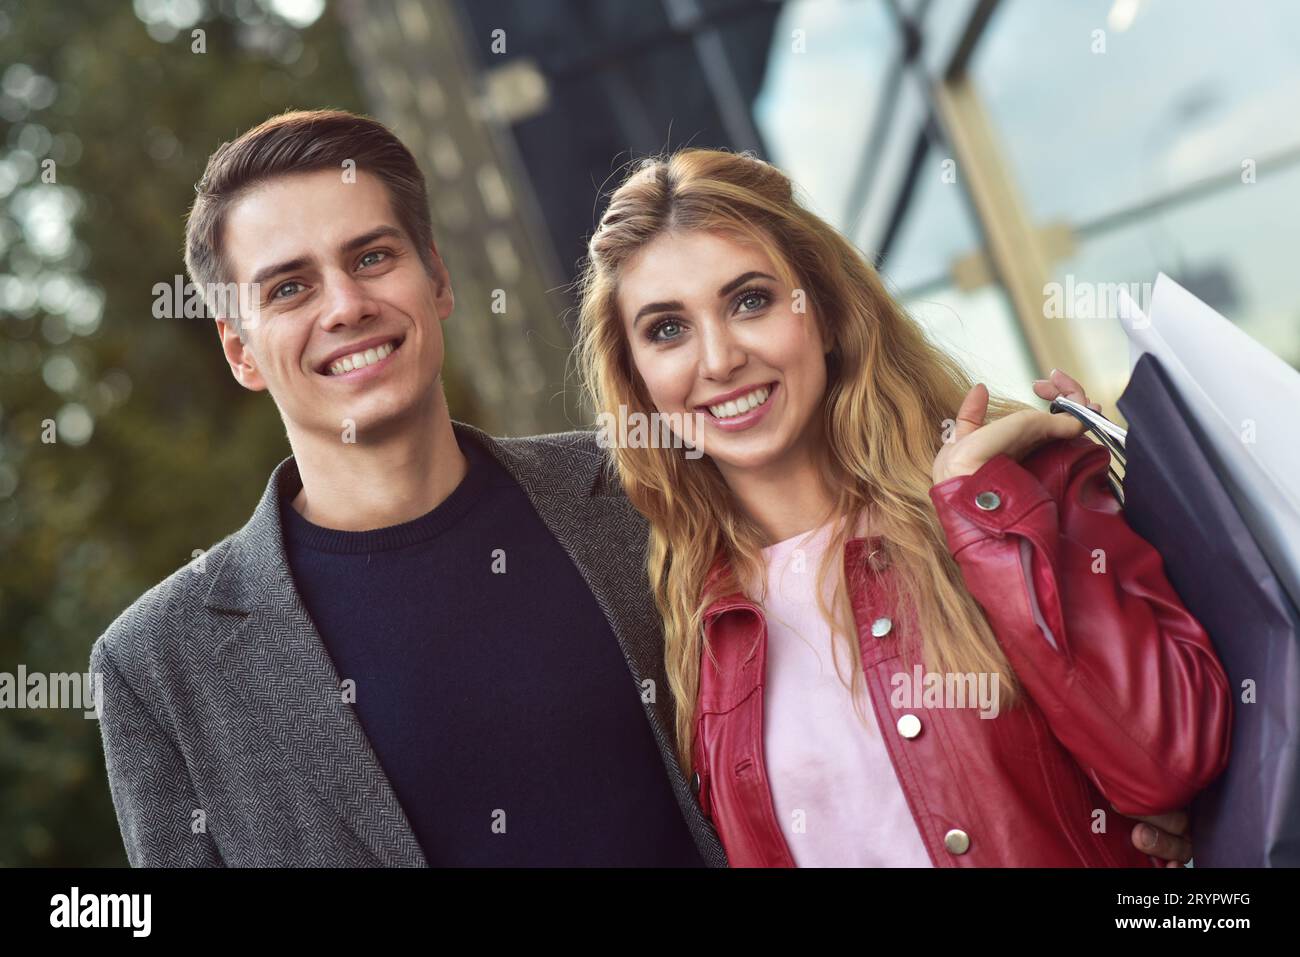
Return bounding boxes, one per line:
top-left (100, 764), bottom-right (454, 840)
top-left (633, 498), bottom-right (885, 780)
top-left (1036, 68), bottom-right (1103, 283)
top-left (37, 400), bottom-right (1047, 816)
top-left (575, 148), bottom-right (1034, 775)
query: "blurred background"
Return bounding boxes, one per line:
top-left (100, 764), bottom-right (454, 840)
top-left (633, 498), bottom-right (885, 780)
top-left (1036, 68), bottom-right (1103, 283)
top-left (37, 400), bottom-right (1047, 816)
top-left (2, 0), bottom-right (1298, 865)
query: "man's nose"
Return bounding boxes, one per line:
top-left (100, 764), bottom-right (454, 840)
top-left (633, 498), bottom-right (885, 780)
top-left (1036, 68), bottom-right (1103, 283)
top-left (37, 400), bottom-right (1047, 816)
top-left (319, 271), bottom-right (380, 330)
top-left (698, 318), bottom-right (746, 380)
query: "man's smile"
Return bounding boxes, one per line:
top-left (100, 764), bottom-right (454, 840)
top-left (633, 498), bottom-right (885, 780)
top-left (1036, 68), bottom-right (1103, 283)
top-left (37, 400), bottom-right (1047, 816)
top-left (316, 334), bottom-right (406, 377)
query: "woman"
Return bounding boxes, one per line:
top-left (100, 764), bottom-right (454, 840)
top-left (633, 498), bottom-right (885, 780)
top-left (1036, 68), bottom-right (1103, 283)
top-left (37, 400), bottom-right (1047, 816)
top-left (574, 149), bottom-right (1232, 867)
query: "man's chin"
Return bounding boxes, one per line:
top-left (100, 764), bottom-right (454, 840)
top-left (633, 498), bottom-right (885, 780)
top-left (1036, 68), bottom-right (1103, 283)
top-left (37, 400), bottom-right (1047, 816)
top-left (298, 397), bottom-right (426, 445)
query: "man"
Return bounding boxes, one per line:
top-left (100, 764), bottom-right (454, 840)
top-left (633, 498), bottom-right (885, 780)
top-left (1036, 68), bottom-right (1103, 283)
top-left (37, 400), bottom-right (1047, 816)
top-left (90, 109), bottom-right (1192, 867)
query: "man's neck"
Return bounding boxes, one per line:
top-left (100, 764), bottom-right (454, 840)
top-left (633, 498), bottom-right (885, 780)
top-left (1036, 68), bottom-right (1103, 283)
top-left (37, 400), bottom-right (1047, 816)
top-left (285, 393), bottom-right (468, 532)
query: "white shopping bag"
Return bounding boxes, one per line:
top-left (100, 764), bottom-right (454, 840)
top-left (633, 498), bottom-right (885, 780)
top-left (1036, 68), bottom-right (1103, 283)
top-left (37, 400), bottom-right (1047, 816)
top-left (1117, 274), bottom-right (1300, 611)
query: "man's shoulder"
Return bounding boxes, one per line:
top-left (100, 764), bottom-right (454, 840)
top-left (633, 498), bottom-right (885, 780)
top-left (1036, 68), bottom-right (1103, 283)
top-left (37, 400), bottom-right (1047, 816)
top-left (463, 424), bottom-right (621, 496)
top-left (493, 427), bottom-right (602, 457)
top-left (89, 532), bottom-right (240, 690)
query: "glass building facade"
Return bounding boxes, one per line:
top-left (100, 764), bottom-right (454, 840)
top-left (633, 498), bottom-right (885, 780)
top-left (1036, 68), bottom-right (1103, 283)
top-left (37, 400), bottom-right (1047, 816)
top-left (350, 0), bottom-right (1300, 422)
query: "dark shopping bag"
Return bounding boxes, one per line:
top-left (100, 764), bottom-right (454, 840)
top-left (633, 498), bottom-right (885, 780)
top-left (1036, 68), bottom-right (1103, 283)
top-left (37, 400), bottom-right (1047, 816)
top-left (1052, 352), bottom-right (1300, 866)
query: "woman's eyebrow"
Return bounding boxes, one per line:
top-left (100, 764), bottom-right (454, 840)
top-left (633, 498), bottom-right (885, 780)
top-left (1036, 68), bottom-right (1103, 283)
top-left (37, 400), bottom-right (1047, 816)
top-left (632, 271), bottom-right (777, 328)
top-left (718, 271), bottom-right (775, 297)
top-left (632, 299), bottom-right (682, 328)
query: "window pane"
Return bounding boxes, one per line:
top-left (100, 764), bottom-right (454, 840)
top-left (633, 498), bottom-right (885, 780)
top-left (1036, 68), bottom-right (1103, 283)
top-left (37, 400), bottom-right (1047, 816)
top-left (968, 0), bottom-right (1300, 401)
top-left (1051, 157), bottom-right (1300, 407)
top-left (970, 0), bottom-right (1300, 224)
top-left (885, 144), bottom-right (1038, 403)
top-left (754, 0), bottom-right (899, 228)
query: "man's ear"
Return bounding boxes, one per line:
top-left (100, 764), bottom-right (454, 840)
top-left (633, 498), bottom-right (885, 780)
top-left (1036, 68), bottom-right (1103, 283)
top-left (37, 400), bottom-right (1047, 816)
top-left (216, 318), bottom-right (268, 392)
top-left (428, 241), bottom-right (454, 321)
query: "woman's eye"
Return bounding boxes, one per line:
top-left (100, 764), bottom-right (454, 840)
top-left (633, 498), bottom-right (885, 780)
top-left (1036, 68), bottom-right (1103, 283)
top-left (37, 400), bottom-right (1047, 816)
top-left (736, 289), bottom-right (770, 312)
top-left (647, 319), bottom-right (683, 343)
top-left (272, 281), bottom-right (303, 301)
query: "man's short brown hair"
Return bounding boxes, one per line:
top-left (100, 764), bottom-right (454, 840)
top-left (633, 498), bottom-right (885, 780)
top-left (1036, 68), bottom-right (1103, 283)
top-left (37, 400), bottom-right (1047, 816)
top-left (184, 109), bottom-right (436, 324)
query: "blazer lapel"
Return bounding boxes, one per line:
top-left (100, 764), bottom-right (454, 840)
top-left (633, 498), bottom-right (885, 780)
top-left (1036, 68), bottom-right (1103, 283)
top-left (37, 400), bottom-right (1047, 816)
top-left (205, 456), bottom-right (427, 867)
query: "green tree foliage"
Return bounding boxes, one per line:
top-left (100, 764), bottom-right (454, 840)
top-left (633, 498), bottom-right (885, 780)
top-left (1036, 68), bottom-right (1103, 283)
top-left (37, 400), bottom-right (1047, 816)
top-left (0, 0), bottom-right (367, 865)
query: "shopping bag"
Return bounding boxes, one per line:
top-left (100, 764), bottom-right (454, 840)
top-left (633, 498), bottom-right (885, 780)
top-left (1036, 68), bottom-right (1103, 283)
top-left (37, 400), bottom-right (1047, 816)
top-left (1054, 350), bottom-right (1300, 867)
top-left (1118, 274), bottom-right (1300, 613)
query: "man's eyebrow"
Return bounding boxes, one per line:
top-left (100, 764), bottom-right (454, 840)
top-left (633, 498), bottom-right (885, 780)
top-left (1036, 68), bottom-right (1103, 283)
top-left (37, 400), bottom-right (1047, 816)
top-left (340, 225), bottom-right (405, 254)
top-left (248, 226), bottom-right (407, 288)
top-left (631, 270), bottom-right (778, 328)
top-left (250, 255), bottom-right (311, 289)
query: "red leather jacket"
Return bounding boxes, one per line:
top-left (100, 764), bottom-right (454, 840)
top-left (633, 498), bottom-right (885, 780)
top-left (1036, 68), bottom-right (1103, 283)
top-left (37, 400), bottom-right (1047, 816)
top-left (691, 436), bottom-right (1232, 867)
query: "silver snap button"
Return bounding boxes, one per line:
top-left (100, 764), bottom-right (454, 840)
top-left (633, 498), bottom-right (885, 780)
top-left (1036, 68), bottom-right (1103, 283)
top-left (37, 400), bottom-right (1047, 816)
top-left (871, 616), bottom-right (892, 638)
top-left (944, 828), bottom-right (971, 854)
top-left (897, 713), bottom-right (922, 739)
top-left (975, 490), bottom-right (1001, 511)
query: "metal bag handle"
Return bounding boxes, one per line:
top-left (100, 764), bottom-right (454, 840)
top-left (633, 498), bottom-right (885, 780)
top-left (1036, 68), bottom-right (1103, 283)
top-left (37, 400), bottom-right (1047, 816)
top-left (1050, 396), bottom-right (1127, 505)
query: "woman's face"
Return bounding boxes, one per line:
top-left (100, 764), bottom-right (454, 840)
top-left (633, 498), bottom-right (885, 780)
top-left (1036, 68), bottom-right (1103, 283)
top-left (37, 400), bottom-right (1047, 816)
top-left (616, 229), bottom-right (829, 477)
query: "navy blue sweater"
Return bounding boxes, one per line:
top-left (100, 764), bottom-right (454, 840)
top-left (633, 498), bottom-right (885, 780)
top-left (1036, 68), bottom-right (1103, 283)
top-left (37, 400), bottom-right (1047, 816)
top-left (279, 432), bottom-right (703, 866)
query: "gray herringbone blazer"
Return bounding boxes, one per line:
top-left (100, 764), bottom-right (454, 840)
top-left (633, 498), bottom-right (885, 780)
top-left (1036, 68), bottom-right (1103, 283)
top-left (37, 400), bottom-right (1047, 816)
top-left (90, 421), bottom-right (727, 867)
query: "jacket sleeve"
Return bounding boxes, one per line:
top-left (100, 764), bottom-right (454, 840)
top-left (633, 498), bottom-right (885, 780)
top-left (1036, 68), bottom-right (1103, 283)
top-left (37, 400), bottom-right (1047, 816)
top-left (90, 636), bottom-right (223, 867)
top-left (927, 436), bottom-right (1232, 816)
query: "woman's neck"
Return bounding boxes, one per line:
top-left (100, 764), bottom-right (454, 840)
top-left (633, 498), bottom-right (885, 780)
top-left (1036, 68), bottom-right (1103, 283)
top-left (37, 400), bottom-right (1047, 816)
top-left (717, 449), bottom-right (839, 545)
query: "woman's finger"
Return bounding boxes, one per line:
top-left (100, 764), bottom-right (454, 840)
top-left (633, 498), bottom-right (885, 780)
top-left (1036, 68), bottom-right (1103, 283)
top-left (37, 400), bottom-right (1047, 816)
top-left (1034, 371), bottom-right (1099, 411)
top-left (951, 383), bottom-right (989, 443)
top-left (1131, 809), bottom-right (1190, 836)
top-left (1031, 378), bottom-right (1058, 401)
top-left (1134, 821), bottom-right (1193, 864)
top-left (1049, 368), bottom-right (1087, 401)
top-left (961, 408), bottom-right (1081, 465)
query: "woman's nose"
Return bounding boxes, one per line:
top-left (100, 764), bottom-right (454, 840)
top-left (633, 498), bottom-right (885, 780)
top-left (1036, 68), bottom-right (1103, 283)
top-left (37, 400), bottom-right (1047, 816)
top-left (698, 320), bottom-right (746, 380)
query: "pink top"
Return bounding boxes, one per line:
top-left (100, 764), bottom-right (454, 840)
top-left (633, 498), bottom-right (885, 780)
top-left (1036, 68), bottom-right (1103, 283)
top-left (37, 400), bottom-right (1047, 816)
top-left (759, 518), bottom-right (932, 867)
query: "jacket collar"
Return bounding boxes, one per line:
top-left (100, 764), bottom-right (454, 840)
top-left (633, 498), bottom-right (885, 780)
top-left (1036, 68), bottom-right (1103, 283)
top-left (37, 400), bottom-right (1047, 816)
top-left (701, 535), bottom-right (886, 625)
top-left (201, 444), bottom-right (428, 865)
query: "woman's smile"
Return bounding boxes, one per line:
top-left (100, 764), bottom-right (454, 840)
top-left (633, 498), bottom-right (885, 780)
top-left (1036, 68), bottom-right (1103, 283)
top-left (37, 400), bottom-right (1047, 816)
top-left (697, 381), bottom-right (779, 432)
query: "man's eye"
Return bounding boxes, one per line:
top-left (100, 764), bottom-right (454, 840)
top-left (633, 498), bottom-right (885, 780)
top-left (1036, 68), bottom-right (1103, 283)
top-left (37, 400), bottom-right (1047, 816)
top-left (359, 250), bottom-right (388, 268)
top-left (647, 319), bottom-right (683, 343)
top-left (272, 281), bottom-right (303, 300)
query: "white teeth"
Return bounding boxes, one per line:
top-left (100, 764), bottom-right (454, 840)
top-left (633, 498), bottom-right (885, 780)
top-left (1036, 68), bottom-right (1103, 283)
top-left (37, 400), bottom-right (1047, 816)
top-left (327, 340), bottom-right (398, 376)
top-left (708, 385), bottom-right (770, 419)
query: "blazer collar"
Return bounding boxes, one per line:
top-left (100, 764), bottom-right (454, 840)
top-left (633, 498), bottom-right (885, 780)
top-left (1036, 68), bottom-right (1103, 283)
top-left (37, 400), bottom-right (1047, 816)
top-left (202, 449), bottom-right (426, 865)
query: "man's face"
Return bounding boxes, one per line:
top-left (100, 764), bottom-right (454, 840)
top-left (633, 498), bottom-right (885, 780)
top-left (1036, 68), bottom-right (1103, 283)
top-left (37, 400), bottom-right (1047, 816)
top-left (217, 168), bottom-right (453, 444)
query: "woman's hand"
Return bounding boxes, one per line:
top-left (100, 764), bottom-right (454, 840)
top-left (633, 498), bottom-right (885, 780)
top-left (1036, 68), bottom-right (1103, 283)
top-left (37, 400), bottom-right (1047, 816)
top-left (1031, 367), bottom-right (1102, 415)
top-left (1125, 808), bottom-right (1194, 867)
top-left (932, 369), bottom-right (1103, 486)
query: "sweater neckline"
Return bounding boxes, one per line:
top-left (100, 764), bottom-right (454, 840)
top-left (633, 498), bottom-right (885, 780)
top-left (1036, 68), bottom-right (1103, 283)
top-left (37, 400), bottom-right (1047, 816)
top-left (279, 437), bottom-right (492, 554)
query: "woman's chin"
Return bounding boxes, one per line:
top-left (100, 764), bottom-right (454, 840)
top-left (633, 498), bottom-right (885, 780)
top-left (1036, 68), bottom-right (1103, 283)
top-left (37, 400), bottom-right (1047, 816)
top-left (702, 444), bottom-right (785, 474)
